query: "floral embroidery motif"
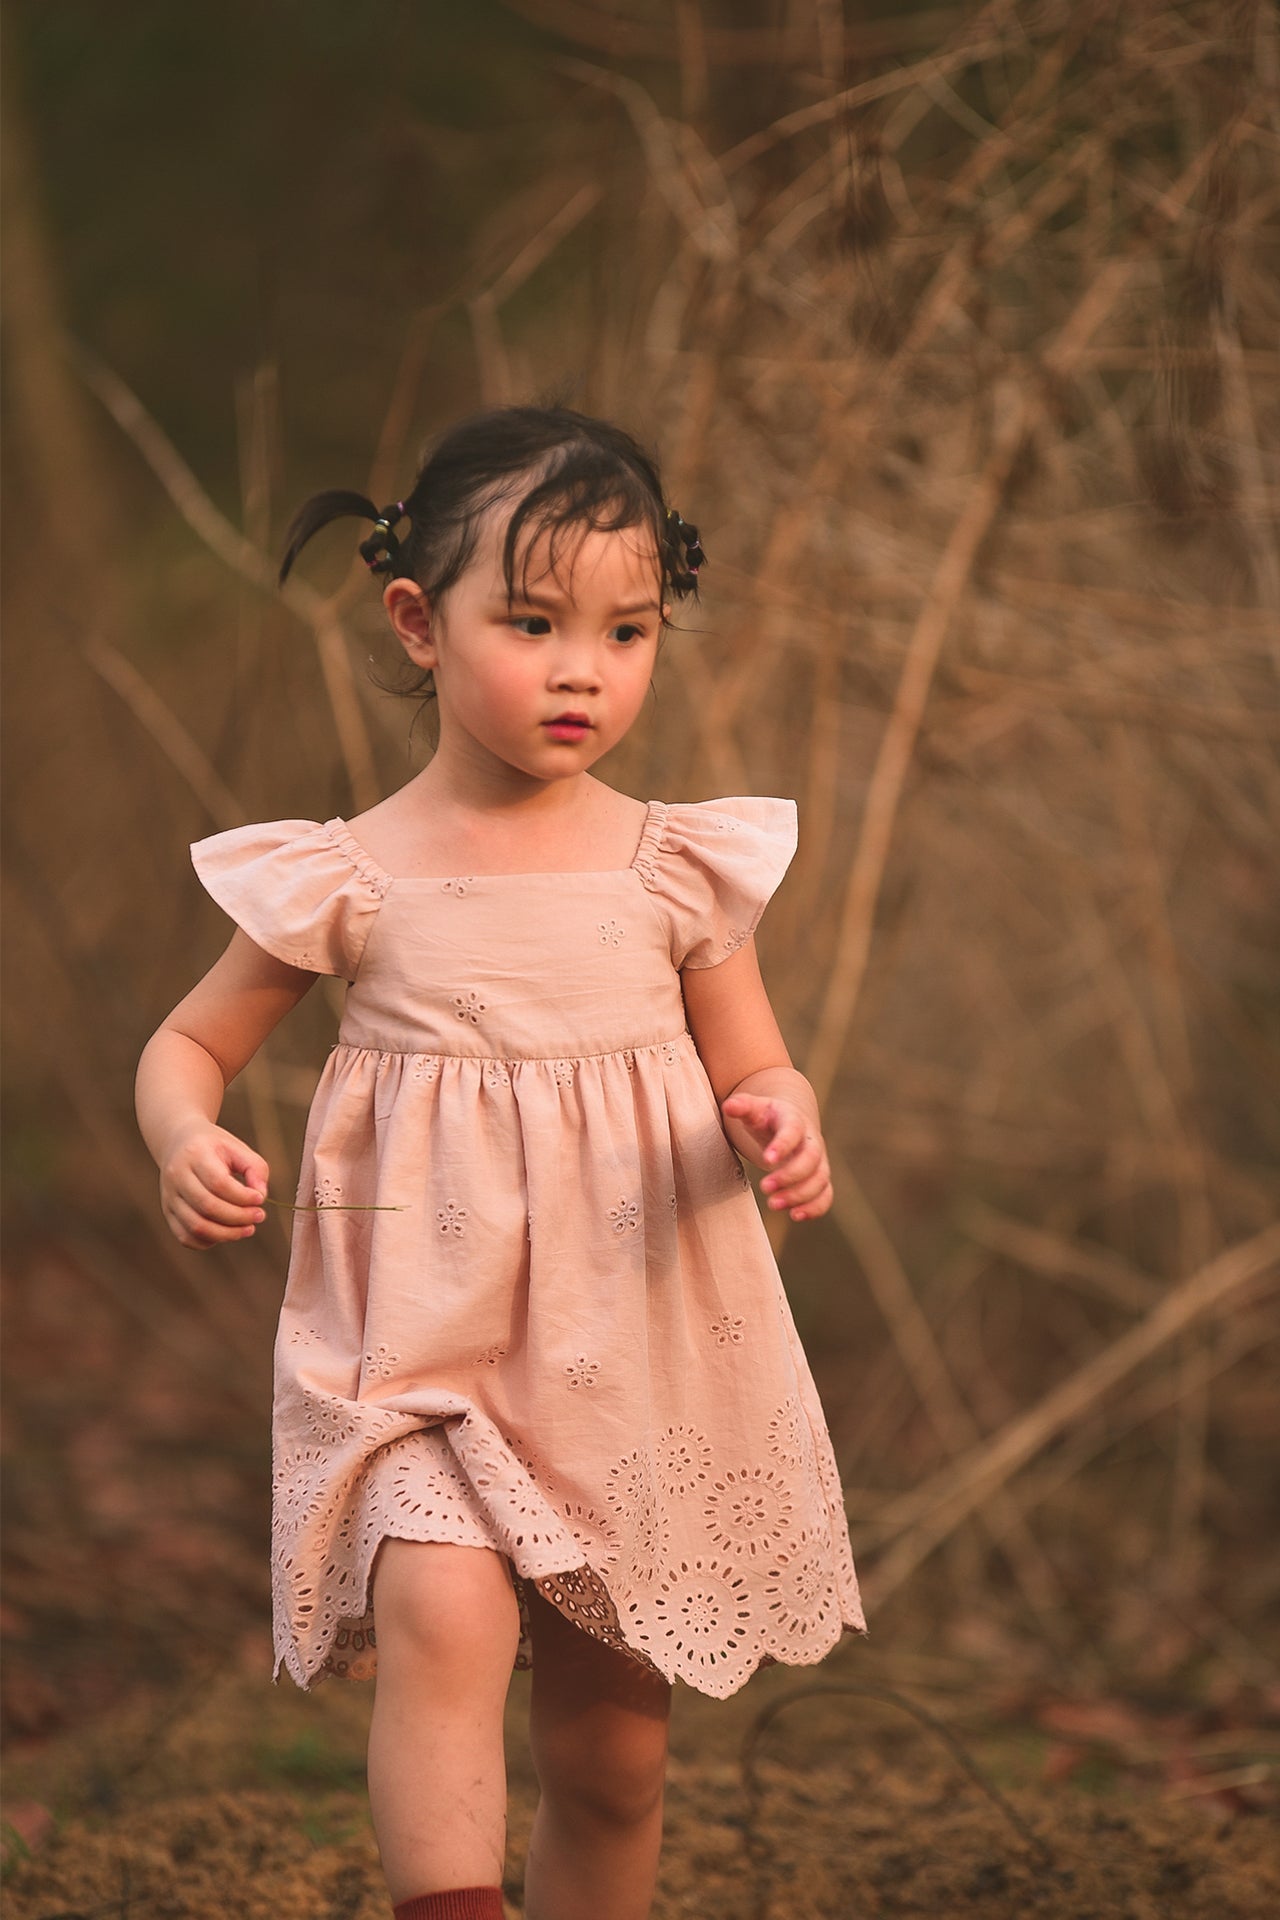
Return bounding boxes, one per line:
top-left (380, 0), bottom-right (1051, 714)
top-left (295, 949), bottom-right (318, 972)
top-left (552, 1060), bottom-right (576, 1088)
top-left (767, 1397), bottom-right (812, 1471)
top-left (713, 816), bottom-right (740, 832)
top-left (314, 1176), bottom-right (343, 1208)
top-left (608, 1196), bottom-right (640, 1234)
top-left (661, 1041), bottom-right (679, 1065)
top-left (436, 1200), bottom-right (469, 1237)
top-left (703, 1466), bottom-right (795, 1560)
top-left (411, 1056), bottom-right (441, 1084)
top-left (763, 1528), bottom-right (838, 1645)
top-left (598, 919), bottom-right (624, 946)
top-left (478, 1342), bottom-right (508, 1367)
top-left (564, 1354), bottom-right (600, 1391)
top-left (362, 1344), bottom-right (400, 1380)
top-left (622, 1049), bottom-right (636, 1071)
top-left (722, 928), bottom-right (750, 955)
top-left (452, 991), bottom-right (487, 1024)
top-left (305, 1392), bottom-right (362, 1445)
top-left (441, 877), bottom-right (474, 896)
top-left (628, 1556), bottom-right (752, 1674)
top-left (485, 1061), bottom-right (511, 1088)
top-left (288, 1325), bottom-right (323, 1347)
top-left (710, 1312), bottom-right (746, 1346)
top-left (603, 1449), bottom-right (669, 1576)
top-left (655, 1424), bottom-right (713, 1500)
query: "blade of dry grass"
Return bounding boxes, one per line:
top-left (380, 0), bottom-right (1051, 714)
top-left (861, 1223), bottom-right (1280, 1604)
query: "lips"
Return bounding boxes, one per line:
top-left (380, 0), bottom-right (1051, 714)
top-left (543, 712), bottom-right (593, 740)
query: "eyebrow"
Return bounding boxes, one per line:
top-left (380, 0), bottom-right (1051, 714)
top-left (505, 593), bottom-right (661, 618)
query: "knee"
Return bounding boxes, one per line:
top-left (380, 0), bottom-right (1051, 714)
top-left (372, 1541), bottom-right (519, 1683)
top-left (535, 1721), bottom-right (668, 1831)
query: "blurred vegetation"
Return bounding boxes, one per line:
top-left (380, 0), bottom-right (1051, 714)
top-left (2, 0), bottom-right (1278, 1760)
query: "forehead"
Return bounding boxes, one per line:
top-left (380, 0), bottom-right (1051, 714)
top-left (472, 498), bottom-right (661, 601)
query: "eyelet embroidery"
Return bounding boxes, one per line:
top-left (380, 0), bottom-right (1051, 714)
top-left (607, 1196), bottom-right (640, 1234)
top-left (411, 1056), bottom-right (441, 1084)
top-left (655, 1424), bottom-right (714, 1500)
top-left (478, 1342), bottom-right (508, 1367)
top-left (441, 877), bottom-right (474, 896)
top-left (598, 919), bottom-right (624, 946)
top-left (362, 1345), bottom-right (401, 1380)
top-left (702, 1465), bottom-right (796, 1560)
top-left (627, 1556), bottom-right (753, 1674)
top-left (710, 1313), bottom-right (746, 1346)
top-left (564, 1354), bottom-right (600, 1391)
top-left (272, 1407), bottom-right (859, 1695)
top-left (452, 991), bottom-right (487, 1024)
top-left (763, 1527), bottom-right (839, 1647)
top-left (436, 1200), bottom-right (469, 1237)
top-left (661, 1041), bottom-right (679, 1065)
top-left (485, 1061), bottom-right (511, 1088)
top-left (314, 1176), bottom-right (343, 1208)
top-left (552, 1059), bottom-right (576, 1088)
top-left (722, 928), bottom-right (750, 955)
top-left (713, 816), bottom-right (740, 831)
top-left (767, 1396), bottom-right (812, 1471)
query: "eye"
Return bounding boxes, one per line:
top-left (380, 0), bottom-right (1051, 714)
top-left (612, 623), bottom-right (646, 645)
top-left (509, 614), bottom-right (551, 636)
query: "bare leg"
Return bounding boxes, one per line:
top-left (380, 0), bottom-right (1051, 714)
top-left (367, 1540), bottom-right (520, 1905)
top-left (522, 1585), bottom-right (672, 1920)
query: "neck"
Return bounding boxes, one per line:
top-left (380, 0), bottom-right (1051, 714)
top-left (411, 739), bottom-right (598, 822)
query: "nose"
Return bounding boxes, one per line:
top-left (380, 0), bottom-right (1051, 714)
top-left (549, 639), bottom-right (603, 694)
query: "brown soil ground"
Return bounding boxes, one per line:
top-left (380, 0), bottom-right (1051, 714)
top-left (4, 1631), bottom-right (1277, 1920)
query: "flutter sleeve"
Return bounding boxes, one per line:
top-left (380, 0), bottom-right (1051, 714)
top-left (189, 818), bottom-right (390, 980)
top-left (637, 796), bottom-right (798, 970)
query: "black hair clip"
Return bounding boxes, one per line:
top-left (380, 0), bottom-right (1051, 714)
top-left (665, 507), bottom-right (706, 592)
top-left (359, 500), bottom-right (408, 576)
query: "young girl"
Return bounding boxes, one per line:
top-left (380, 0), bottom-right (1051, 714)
top-left (135, 406), bottom-right (865, 1920)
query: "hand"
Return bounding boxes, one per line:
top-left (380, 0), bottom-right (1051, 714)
top-left (160, 1121), bottom-right (270, 1250)
top-left (720, 1093), bottom-right (833, 1222)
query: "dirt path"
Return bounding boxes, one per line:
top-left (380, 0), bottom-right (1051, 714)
top-left (4, 1634), bottom-right (1277, 1918)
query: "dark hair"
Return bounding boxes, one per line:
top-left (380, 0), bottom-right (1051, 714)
top-left (278, 405), bottom-right (705, 610)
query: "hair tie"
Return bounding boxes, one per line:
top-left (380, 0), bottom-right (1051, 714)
top-left (359, 500), bottom-right (409, 576)
top-left (664, 507), bottom-right (706, 590)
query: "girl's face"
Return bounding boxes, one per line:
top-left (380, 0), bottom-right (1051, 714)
top-left (385, 506), bottom-right (665, 788)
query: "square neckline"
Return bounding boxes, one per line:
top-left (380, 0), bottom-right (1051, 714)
top-left (324, 799), bottom-right (667, 888)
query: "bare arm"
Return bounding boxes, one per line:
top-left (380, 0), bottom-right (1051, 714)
top-left (681, 939), bottom-right (833, 1222)
top-left (136, 928), bottom-right (317, 1248)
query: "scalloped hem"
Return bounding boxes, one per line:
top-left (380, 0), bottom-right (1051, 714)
top-left (271, 1535), bottom-right (867, 1701)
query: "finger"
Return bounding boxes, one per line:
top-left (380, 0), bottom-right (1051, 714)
top-left (721, 1093), bottom-right (770, 1127)
top-left (210, 1143), bottom-right (270, 1202)
top-left (166, 1195), bottom-right (258, 1248)
top-left (176, 1176), bottom-right (265, 1228)
top-left (762, 1120), bottom-right (815, 1177)
top-left (765, 1160), bottom-right (831, 1210)
top-left (229, 1152), bottom-right (270, 1199)
top-left (789, 1178), bottom-right (833, 1223)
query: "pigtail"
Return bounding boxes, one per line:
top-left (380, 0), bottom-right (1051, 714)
top-left (278, 490), bottom-right (409, 586)
top-left (663, 509), bottom-right (706, 597)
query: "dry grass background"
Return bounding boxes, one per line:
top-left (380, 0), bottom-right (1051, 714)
top-left (3, 0), bottom-right (1279, 1890)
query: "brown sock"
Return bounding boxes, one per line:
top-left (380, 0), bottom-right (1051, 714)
top-left (392, 1889), bottom-right (505, 1920)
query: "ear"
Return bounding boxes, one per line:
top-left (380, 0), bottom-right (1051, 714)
top-left (383, 576), bottom-right (437, 668)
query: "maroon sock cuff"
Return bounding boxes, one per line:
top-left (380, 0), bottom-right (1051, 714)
top-left (392, 1888), bottom-right (505, 1920)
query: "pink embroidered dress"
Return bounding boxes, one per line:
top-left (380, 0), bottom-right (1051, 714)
top-left (190, 796), bottom-right (866, 1697)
